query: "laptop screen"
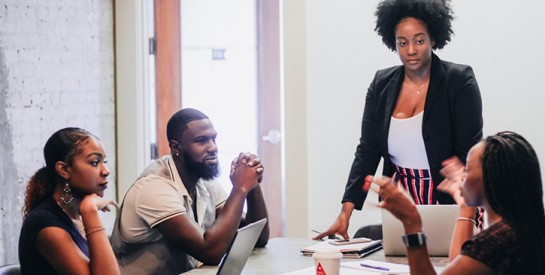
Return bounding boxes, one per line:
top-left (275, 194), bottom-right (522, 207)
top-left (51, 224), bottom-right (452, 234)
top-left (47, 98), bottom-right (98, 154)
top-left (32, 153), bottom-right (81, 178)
top-left (382, 205), bottom-right (459, 256)
top-left (216, 218), bottom-right (267, 275)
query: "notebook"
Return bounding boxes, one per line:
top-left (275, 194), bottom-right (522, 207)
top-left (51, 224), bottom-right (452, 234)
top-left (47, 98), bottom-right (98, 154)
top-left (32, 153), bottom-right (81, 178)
top-left (301, 239), bottom-right (383, 259)
top-left (216, 218), bottom-right (267, 275)
top-left (382, 205), bottom-right (459, 256)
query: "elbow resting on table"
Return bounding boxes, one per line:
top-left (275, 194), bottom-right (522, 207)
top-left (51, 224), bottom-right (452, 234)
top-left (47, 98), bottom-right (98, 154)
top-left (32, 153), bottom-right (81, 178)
top-left (190, 243), bottom-right (231, 266)
top-left (199, 253), bottom-right (225, 266)
top-left (255, 236), bottom-right (268, 248)
top-left (255, 224), bottom-right (270, 247)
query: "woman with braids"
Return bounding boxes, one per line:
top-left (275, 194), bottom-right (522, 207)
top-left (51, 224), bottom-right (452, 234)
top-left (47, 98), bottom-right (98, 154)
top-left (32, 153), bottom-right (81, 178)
top-left (374, 131), bottom-right (545, 274)
top-left (315, 0), bottom-right (483, 240)
top-left (18, 127), bottom-right (120, 275)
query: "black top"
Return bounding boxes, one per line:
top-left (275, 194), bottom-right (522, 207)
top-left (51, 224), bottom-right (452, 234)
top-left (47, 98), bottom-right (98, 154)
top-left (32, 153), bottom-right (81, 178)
top-left (343, 53), bottom-right (483, 209)
top-left (461, 220), bottom-right (523, 274)
top-left (19, 197), bottom-right (89, 275)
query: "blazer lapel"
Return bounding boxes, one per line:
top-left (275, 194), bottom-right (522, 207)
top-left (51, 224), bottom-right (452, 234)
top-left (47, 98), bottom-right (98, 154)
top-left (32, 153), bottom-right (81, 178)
top-left (423, 53), bottom-right (445, 124)
top-left (381, 68), bottom-right (404, 153)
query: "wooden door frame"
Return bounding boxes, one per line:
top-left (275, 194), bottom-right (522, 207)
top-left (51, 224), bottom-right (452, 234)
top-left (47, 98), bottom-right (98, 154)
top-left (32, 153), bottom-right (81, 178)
top-left (155, 0), bottom-right (181, 157)
top-left (256, 0), bottom-right (283, 237)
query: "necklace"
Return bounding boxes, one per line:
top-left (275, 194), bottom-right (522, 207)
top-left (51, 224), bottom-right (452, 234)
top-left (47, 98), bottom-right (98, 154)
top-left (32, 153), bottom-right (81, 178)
top-left (416, 82), bottom-right (425, 95)
top-left (414, 79), bottom-right (429, 95)
top-left (69, 215), bottom-right (86, 238)
top-left (56, 199), bottom-right (86, 238)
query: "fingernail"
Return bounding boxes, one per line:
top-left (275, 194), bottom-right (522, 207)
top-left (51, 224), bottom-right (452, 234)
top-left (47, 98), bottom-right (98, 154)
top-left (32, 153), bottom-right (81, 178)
top-left (444, 156), bottom-right (457, 163)
top-left (363, 179), bottom-right (371, 192)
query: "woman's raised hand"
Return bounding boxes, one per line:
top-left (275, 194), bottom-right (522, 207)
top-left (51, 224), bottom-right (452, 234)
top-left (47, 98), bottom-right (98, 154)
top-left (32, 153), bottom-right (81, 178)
top-left (81, 194), bottom-right (119, 214)
top-left (438, 157), bottom-right (466, 205)
top-left (368, 174), bottom-right (421, 231)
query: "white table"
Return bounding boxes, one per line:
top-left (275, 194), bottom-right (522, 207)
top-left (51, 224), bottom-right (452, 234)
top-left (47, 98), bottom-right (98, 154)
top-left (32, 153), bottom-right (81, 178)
top-left (184, 238), bottom-right (449, 274)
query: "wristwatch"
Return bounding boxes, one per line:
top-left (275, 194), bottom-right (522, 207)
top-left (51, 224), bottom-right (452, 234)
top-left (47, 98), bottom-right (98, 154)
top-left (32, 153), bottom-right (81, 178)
top-left (402, 232), bottom-right (427, 247)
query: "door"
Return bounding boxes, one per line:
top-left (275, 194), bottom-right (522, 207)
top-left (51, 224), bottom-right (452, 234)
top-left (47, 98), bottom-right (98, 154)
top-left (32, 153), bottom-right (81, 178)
top-left (154, 0), bottom-right (283, 237)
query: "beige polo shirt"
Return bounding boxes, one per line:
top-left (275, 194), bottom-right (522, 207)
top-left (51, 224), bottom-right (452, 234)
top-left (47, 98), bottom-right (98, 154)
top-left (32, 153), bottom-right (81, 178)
top-left (111, 155), bottom-right (227, 274)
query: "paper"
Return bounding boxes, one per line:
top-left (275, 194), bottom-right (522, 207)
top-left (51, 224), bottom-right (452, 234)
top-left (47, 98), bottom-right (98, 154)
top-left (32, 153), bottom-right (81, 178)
top-left (301, 239), bottom-right (382, 258)
top-left (282, 261), bottom-right (443, 275)
top-left (281, 265), bottom-right (402, 275)
top-left (342, 259), bottom-right (410, 274)
top-left (328, 237), bottom-right (371, 246)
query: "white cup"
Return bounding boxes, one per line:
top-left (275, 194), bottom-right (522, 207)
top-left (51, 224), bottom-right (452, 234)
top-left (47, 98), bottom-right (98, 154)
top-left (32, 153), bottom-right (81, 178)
top-left (312, 247), bottom-right (342, 275)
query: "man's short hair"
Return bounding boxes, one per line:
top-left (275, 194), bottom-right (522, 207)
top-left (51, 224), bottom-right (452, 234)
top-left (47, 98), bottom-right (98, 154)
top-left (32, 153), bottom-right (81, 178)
top-left (166, 108), bottom-right (209, 141)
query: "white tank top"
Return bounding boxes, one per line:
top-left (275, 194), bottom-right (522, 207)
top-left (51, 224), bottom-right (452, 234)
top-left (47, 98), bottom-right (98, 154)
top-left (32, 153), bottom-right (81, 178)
top-left (388, 111), bottom-right (430, 169)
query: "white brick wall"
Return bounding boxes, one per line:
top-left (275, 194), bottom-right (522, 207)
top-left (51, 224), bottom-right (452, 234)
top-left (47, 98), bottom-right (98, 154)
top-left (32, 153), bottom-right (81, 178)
top-left (0, 0), bottom-right (115, 265)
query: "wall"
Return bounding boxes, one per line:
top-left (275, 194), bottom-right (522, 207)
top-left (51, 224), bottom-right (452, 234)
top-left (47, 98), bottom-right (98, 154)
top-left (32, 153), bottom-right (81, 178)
top-left (0, 0), bottom-right (115, 265)
top-left (283, 0), bottom-right (545, 237)
top-left (283, 0), bottom-right (310, 237)
top-left (114, 0), bottom-right (155, 202)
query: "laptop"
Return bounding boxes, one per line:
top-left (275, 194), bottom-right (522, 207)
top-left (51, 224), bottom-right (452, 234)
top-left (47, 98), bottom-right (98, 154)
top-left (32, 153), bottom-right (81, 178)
top-left (382, 205), bottom-right (459, 256)
top-left (216, 218), bottom-right (267, 275)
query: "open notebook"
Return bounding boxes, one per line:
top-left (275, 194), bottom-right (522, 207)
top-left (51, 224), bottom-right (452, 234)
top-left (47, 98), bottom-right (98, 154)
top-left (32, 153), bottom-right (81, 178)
top-left (301, 238), bottom-right (383, 259)
top-left (382, 205), bottom-right (459, 256)
top-left (216, 218), bottom-right (267, 275)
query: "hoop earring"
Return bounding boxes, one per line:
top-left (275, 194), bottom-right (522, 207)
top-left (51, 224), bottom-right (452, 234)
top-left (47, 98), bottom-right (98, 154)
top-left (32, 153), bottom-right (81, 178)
top-left (60, 182), bottom-right (74, 206)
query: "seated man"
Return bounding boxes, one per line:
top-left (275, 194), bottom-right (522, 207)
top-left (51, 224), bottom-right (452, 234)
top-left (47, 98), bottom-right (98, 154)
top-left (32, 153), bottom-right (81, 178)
top-left (111, 108), bottom-right (269, 274)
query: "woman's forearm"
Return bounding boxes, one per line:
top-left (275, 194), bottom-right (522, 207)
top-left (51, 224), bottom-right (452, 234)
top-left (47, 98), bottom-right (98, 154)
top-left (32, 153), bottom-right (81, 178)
top-left (81, 209), bottom-right (120, 275)
top-left (448, 206), bottom-right (476, 261)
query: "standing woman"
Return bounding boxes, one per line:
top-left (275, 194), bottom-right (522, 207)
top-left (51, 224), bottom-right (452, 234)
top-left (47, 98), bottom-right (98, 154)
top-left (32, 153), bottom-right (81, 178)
top-left (315, 0), bottom-right (483, 240)
top-left (19, 127), bottom-right (120, 275)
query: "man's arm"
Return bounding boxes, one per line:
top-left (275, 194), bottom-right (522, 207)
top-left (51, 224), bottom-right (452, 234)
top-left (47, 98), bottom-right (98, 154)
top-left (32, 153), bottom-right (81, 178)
top-left (215, 185), bottom-right (269, 248)
top-left (156, 153), bottom-right (263, 265)
top-left (242, 185), bottom-right (269, 247)
top-left (156, 187), bottom-right (250, 265)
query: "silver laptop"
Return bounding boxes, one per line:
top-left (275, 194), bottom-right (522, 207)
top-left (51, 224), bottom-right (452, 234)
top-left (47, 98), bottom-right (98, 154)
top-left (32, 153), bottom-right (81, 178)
top-left (382, 205), bottom-right (459, 256)
top-left (216, 218), bottom-right (267, 275)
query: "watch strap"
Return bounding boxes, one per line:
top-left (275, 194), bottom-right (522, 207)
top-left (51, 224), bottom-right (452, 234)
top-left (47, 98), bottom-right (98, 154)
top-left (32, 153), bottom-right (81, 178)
top-left (402, 232), bottom-right (427, 247)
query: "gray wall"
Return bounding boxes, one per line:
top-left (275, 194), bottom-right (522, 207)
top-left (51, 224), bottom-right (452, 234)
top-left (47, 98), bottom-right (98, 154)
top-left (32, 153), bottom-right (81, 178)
top-left (0, 0), bottom-right (115, 265)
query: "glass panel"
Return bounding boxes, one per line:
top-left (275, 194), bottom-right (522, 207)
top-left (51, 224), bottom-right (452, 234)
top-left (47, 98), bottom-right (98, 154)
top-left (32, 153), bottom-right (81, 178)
top-left (148, 0), bottom-right (157, 160)
top-left (181, 0), bottom-right (258, 193)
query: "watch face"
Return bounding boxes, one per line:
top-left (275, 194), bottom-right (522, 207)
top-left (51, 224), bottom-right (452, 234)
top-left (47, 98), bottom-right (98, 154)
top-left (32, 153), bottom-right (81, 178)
top-left (403, 233), bottom-right (427, 247)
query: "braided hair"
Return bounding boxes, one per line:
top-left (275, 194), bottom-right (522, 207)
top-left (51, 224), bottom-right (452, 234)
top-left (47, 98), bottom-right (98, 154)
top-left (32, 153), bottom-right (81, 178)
top-left (482, 131), bottom-right (545, 272)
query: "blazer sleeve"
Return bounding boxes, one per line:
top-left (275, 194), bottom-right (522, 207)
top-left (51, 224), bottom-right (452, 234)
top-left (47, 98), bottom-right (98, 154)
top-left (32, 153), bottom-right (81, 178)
top-left (450, 65), bottom-right (483, 163)
top-left (342, 72), bottom-right (384, 210)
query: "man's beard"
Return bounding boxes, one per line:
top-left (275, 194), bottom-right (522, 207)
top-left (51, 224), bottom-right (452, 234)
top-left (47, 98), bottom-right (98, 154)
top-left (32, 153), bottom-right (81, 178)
top-left (182, 151), bottom-right (220, 180)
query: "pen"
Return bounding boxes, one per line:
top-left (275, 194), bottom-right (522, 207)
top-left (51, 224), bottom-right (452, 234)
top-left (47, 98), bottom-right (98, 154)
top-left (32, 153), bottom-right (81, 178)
top-left (360, 263), bottom-right (390, 271)
top-left (310, 229), bottom-right (341, 240)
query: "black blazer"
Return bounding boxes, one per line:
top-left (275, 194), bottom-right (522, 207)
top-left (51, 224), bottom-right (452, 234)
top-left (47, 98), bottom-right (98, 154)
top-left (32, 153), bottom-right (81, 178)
top-left (343, 53), bottom-right (483, 210)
